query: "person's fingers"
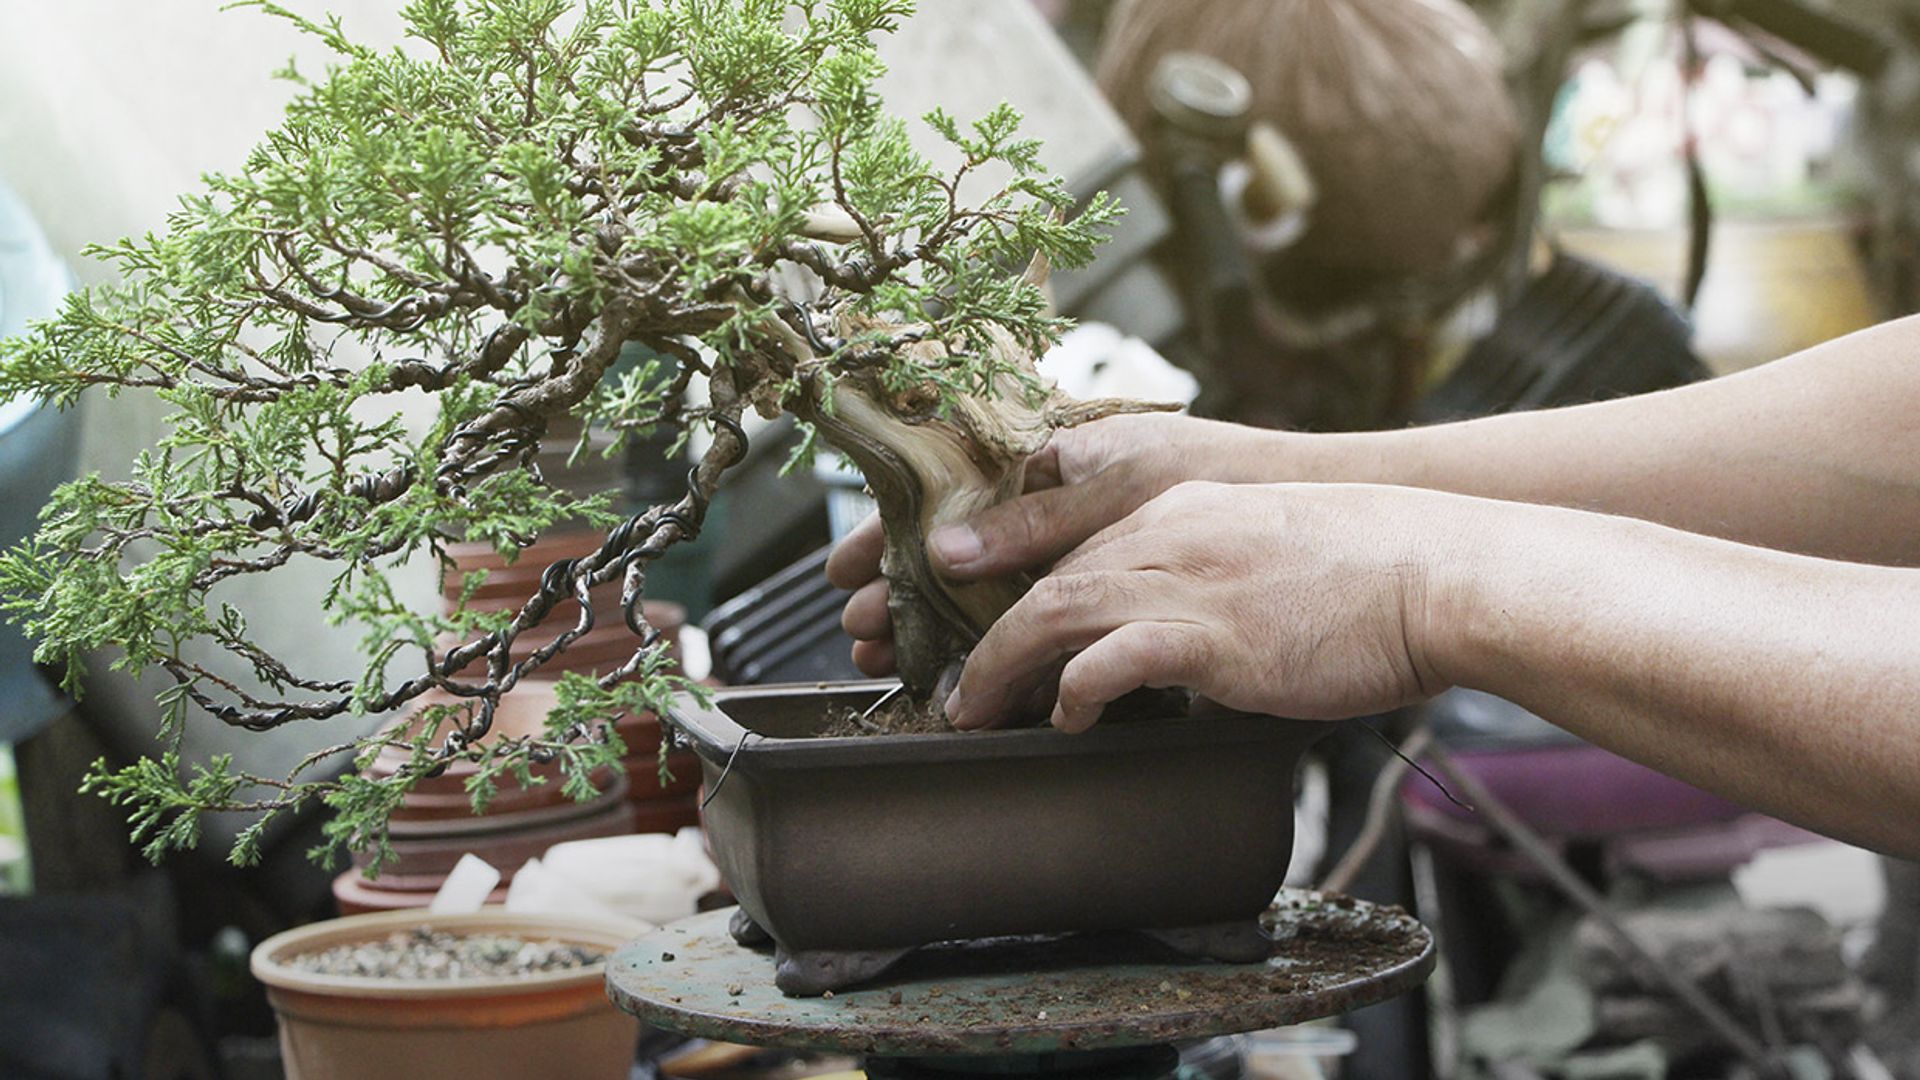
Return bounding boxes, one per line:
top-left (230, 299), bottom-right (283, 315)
top-left (1020, 664), bottom-right (1064, 718)
top-left (944, 571), bottom-right (1149, 729)
top-left (1050, 481), bottom-right (1224, 577)
top-left (950, 661), bottom-right (1066, 731)
top-left (831, 430), bottom-right (1067, 588)
top-left (1048, 512), bottom-right (1162, 578)
top-left (825, 514), bottom-right (885, 590)
top-left (841, 578), bottom-right (892, 641)
top-left (1050, 620), bottom-right (1210, 733)
top-left (929, 482), bottom-right (1127, 581)
top-left (851, 637), bottom-right (896, 678)
top-left (1021, 439), bottom-right (1064, 492)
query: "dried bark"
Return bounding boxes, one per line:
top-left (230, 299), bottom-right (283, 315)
top-left (787, 317), bottom-right (1173, 701)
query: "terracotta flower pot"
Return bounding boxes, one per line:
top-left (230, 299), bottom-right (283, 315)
top-left (339, 626), bottom-right (703, 917)
top-left (375, 681), bottom-right (659, 822)
top-left (330, 871), bottom-right (507, 916)
top-left (343, 689), bottom-right (640, 913)
top-left (251, 908), bottom-right (643, 1080)
top-left (429, 602), bottom-right (684, 677)
top-left (440, 529), bottom-right (610, 575)
top-left (437, 527), bottom-right (687, 678)
top-left (667, 680), bottom-right (1326, 995)
top-left (354, 781), bottom-right (636, 883)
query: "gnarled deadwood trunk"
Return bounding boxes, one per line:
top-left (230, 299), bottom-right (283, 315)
top-left (788, 322), bottom-right (1168, 703)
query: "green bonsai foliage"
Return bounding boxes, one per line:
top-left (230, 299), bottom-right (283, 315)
top-left (0, 0), bottom-right (1117, 868)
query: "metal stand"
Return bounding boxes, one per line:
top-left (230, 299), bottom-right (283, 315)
top-left (606, 890), bottom-right (1435, 1080)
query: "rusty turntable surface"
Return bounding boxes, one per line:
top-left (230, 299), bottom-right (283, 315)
top-left (607, 890), bottom-right (1434, 1078)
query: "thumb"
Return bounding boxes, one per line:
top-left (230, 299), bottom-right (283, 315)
top-left (928, 481), bottom-right (1122, 580)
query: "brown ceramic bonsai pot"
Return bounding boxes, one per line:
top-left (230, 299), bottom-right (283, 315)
top-left (667, 680), bottom-right (1325, 995)
top-left (251, 908), bottom-right (643, 1080)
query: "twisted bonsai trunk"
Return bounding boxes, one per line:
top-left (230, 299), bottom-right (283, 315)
top-left (778, 306), bottom-right (1168, 703)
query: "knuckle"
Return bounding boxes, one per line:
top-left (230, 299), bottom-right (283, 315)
top-left (1053, 675), bottom-right (1094, 718)
top-left (1138, 482), bottom-right (1198, 523)
top-left (1055, 656), bottom-right (1109, 714)
top-left (994, 488), bottom-right (1083, 559)
top-left (1027, 573), bottom-right (1109, 626)
top-left (1162, 479), bottom-right (1222, 505)
top-left (1150, 624), bottom-right (1209, 680)
top-left (1002, 497), bottom-right (1048, 553)
top-left (1045, 428), bottom-right (1082, 471)
top-left (1024, 575), bottom-right (1075, 624)
top-left (964, 504), bottom-right (1019, 560)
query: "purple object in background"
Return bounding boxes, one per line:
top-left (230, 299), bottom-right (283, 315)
top-left (1405, 689), bottom-right (1822, 882)
top-left (1405, 742), bottom-right (1750, 839)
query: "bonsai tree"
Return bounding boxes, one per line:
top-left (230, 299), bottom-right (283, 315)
top-left (0, 0), bottom-right (1142, 869)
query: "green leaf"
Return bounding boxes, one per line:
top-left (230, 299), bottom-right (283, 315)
top-left (3, 0), bottom-right (1113, 872)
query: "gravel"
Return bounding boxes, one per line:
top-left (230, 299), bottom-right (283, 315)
top-left (286, 927), bottom-right (608, 980)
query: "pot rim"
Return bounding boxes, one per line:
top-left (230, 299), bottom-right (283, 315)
top-left (669, 679), bottom-right (1326, 770)
top-left (384, 772), bottom-right (630, 838)
top-left (251, 906), bottom-right (647, 999)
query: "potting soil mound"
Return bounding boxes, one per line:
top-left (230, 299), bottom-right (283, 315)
top-left (816, 685), bottom-right (1192, 737)
top-left (819, 694), bottom-right (955, 736)
top-left (286, 927), bottom-right (607, 980)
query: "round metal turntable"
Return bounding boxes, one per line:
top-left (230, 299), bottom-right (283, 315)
top-left (607, 890), bottom-right (1434, 1079)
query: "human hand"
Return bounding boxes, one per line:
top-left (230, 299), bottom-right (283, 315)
top-left (824, 413), bottom-right (1283, 676)
top-left (940, 481), bottom-right (1464, 731)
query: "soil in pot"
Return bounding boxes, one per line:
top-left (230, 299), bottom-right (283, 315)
top-left (286, 926), bottom-right (606, 980)
top-left (816, 693), bottom-right (953, 736)
top-left (252, 909), bottom-right (642, 1080)
top-left (815, 685), bottom-right (1189, 738)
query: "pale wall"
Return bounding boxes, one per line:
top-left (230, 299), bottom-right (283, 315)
top-left (0, 2), bottom-right (418, 844)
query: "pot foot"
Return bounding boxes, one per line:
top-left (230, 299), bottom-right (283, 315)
top-left (729, 908), bottom-right (773, 949)
top-left (1139, 919), bottom-right (1273, 964)
top-left (774, 945), bottom-right (911, 996)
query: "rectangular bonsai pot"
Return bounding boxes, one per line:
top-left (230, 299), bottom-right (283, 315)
top-left (668, 680), bottom-right (1325, 992)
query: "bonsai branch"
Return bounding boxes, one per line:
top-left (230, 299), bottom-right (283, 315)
top-left (0, 0), bottom-right (1138, 867)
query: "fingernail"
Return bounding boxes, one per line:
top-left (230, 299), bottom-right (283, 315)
top-left (943, 687), bottom-right (972, 728)
top-left (929, 524), bottom-right (983, 568)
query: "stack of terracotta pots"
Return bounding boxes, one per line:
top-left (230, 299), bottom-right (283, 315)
top-left (332, 680), bottom-right (638, 914)
top-left (437, 527), bottom-right (703, 825)
top-left (334, 435), bottom-right (703, 913)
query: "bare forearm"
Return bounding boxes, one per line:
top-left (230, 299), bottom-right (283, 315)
top-left (1283, 316), bottom-right (1920, 565)
top-left (1424, 498), bottom-right (1920, 856)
